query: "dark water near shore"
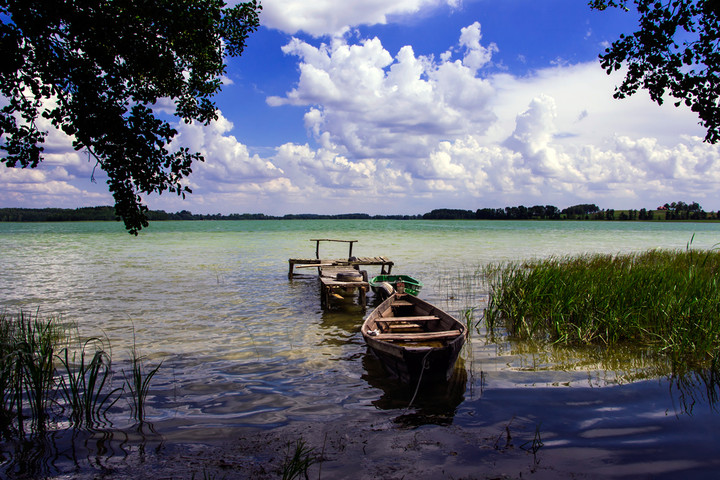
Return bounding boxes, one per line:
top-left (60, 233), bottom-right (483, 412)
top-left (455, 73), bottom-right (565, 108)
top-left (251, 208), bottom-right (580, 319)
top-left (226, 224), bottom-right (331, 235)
top-left (1, 220), bottom-right (720, 478)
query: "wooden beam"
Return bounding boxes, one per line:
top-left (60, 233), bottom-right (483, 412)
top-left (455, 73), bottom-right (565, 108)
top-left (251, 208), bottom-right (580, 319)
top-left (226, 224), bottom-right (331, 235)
top-left (376, 316), bottom-right (439, 323)
top-left (309, 239), bottom-right (359, 242)
top-left (390, 300), bottom-right (413, 307)
top-left (375, 330), bottom-right (462, 341)
top-left (309, 239), bottom-right (359, 260)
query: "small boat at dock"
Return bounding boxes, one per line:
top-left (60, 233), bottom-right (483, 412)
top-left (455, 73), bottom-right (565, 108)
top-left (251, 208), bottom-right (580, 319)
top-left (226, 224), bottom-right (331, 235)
top-left (288, 239), bottom-right (395, 308)
top-left (369, 274), bottom-right (423, 298)
top-left (361, 293), bottom-right (466, 384)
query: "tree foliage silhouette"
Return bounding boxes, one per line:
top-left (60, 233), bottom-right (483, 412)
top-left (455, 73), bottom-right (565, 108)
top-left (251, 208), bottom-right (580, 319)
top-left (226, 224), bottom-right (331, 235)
top-left (1, 0), bottom-right (262, 234)
top-left (590, 0), bottom-right (719, 143)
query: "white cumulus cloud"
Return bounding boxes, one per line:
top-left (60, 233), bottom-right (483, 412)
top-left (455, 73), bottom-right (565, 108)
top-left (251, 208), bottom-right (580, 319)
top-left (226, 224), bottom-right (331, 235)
top-left (268, 30), bottom-right (497, 169)
top-left (257, 0), bottom-right (457, 37)
top-left (5, 12), bottom-right (720, 216)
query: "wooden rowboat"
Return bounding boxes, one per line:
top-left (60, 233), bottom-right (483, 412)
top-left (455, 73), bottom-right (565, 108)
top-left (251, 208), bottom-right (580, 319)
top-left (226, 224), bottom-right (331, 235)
top-left (361, 293), bottom-right (467, 384)
top-left (369, 274), bottom-right (423, 298)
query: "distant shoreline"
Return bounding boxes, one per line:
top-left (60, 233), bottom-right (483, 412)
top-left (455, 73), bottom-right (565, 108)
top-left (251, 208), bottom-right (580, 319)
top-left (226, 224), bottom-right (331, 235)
top-left (1, 205), bottom-right (718, 222)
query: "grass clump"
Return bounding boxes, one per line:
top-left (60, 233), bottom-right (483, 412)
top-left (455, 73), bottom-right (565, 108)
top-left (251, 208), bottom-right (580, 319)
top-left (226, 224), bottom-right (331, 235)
top-left (0, 311), bottom-right (64, 435)
top-left (280, 438), bottom-right (319, 480)
top-left (124, 344), bottom-right (162, 424)
top-left (0, 310), bottom-right (161, 437)
top-left (484, 249), bottom-right (720, 364)
top-left (58, 337), bottom-right (121, 428)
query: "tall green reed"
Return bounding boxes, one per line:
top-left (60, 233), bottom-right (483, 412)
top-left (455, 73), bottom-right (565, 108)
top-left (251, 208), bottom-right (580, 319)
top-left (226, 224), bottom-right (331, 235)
top-left (0, 311), bottom-right (157, 437)
top-left (58, 337), bottom-right (121, 428)
top-left (124, 344), bottom-right (162, 424)
top-left (0, 312), bottom-right (19, 434)
top-left (483, 249), bottom-right (720, 364)
top-left (14, 311), bottom-right (62, 433)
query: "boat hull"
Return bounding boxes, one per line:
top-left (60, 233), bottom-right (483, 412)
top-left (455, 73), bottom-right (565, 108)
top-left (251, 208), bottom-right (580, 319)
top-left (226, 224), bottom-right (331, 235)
top-left (369, 274), bottom-right (423, 297)
top-left (364, 337), bottom-right (464, 383)
top-left (361, 293), bottom-right (466, 384)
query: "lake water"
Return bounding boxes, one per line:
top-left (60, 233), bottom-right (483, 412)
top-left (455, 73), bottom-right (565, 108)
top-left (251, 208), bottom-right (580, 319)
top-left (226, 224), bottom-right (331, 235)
top-left (2, 219), bottom-right (720, 478)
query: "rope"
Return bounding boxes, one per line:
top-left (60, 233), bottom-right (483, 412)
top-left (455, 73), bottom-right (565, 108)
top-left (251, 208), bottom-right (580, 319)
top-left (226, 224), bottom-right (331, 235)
top-left (406, 349), bottom-right (432, 411)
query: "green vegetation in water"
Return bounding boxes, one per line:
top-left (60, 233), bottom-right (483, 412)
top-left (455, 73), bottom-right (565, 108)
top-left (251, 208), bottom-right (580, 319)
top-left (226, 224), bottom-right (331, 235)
top-left (0, 311), bottom-right (63, 434)
top-left (58, 335), bottom-right (121, 428)
top-left (280, 438), bottom-right (319, 480)
top-left (124, 343), bottom-right (162, 423)
top-left (0, 310), bottom-right (160, 438)
top-left (484, 248), bottom-right (720, 366)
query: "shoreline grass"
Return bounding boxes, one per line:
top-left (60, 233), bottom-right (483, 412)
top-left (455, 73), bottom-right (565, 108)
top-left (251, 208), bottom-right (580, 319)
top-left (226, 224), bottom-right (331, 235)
top-left (125, 344), bottom-right (162, 424)
top-left (0, 311), bottom-right (160, 438)
top-left (0, 311), bottom-right (63, 435)
top-left (58, 336), bottom-right (121, 429)
top-left (483, 248), bottom-right (720, 366)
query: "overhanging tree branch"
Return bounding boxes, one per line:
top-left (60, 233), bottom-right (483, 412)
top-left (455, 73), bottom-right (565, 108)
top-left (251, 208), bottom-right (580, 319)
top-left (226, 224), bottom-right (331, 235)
top-left (1, 0), bottom-right (262, 234)
top-left (590, 0), bottom-right (720, 143)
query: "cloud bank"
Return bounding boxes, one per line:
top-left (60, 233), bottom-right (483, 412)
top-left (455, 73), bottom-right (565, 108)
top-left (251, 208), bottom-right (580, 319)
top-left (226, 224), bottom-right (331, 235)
top-left (259, 0), bottom-right (460, 37)
top-left (3, 2), bottom-right (719, 215)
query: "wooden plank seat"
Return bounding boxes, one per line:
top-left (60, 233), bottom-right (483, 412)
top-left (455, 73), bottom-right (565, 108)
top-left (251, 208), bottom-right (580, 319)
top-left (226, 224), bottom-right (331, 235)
top-left (374, 330), bottom-right (462, 341)
top-left (387, 323), bottom-right (422, 331)
top-left (390, 300), bottom-right (413, 307)
top-left (376, 316), bottom-right (440, 323)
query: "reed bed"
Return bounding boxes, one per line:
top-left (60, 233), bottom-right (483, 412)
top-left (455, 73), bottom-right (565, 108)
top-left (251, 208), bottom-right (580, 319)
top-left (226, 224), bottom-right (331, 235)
top-left (484, 249), bottom-right (720, 364)
top-left (0, 310), bottom-right (159, 438)
top-left (58, 337), bottom-right (121, 428)
top-left (0, 311), bottom-right (63, 434)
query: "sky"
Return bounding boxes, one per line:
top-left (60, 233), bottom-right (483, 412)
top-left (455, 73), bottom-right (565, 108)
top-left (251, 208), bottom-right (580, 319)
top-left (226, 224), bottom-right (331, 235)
top-left (2, 0), bottom-right (720, 216)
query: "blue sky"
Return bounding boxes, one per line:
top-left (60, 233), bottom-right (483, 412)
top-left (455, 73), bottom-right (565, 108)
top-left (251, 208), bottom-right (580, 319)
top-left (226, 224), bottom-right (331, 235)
top-left (2, 0), bottom-right (718, 216)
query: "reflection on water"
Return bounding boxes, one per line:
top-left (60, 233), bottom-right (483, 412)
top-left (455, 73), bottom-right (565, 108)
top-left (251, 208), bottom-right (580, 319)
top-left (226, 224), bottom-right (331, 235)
top-left (1, 424), bottom-right (163, 480)
top-left (669, 360), bottom-right (720, 414)
top-left (318, 301), bottom-right (366, 348)
top-left (3, 220), bottom-right (720, 477)
top-left (490, 337), bottom-right (676, 386)
top-left (362, 355), bottom-right (468, 427)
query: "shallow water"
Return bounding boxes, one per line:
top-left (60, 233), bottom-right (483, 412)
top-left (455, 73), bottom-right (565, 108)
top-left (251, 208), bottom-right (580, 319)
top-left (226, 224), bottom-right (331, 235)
top-left (1, 219), bottom-right (720, 478)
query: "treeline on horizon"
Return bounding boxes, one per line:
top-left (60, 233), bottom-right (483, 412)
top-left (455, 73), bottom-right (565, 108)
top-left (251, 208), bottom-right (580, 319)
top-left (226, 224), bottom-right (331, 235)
top-left (425, 201), bottom-right (716, 221)
top-left (0, 201), bottom-right (716, 223)
top-left (0, 206), bottom-right (418, 222)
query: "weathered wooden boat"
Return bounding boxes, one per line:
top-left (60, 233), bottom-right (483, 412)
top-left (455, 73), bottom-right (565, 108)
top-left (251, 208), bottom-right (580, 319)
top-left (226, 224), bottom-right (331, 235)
top-left (369, 274), bottom-right (423, 298)
top-left (361, 293), bottom-right (467, 384)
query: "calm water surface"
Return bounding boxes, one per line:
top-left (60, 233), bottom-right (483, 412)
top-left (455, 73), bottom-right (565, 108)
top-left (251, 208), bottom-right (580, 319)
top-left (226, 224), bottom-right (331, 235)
top-left (1, 219), bottom-right (720, 478)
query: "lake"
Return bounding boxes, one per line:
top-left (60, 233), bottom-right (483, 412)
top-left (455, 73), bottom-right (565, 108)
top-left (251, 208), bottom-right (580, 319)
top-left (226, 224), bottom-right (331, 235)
top-left (1, 219), bottom-right (720, 478)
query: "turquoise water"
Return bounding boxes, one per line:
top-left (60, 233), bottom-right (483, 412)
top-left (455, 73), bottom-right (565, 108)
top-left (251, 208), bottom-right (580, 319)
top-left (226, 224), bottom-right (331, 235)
top-left (2, 219), bottom-right (720, 478)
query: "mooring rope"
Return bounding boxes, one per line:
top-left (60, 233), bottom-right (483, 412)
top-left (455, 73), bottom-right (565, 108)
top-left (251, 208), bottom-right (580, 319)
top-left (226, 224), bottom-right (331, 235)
top-left (406, 349), bottom-right (433, 411)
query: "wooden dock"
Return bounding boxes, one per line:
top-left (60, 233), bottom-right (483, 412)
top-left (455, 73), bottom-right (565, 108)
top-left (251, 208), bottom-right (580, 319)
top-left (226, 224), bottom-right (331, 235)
top-left (288, 239), bottom-right (394, 307)
top-left (288, 256), bottom-right (394, 277)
